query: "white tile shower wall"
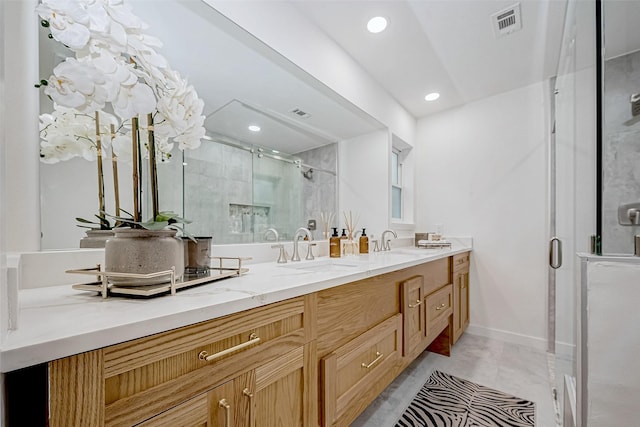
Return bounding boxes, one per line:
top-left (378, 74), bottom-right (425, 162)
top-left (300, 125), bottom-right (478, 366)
top-left (296, 144), bottom-right (337, 240)
top-left (602, 50), bottom-right (640, 254)
top-left (415, 81), bottom-right (548, 347)
top-left (183, 143), bottom-right (252, 243)
top-left (182, 142), bottom-right (304, 244)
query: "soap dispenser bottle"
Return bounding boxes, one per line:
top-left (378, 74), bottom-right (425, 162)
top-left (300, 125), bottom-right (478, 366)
top-left (330, 227), bottom-right (341, 258)
top-left (359, 228), bottom-right (369, 254)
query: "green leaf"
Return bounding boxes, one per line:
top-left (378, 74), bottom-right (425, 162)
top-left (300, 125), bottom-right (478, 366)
top-left (75, 217), bottom-right (99, 224)
top-left (139, 220), bottom-right (170, 231)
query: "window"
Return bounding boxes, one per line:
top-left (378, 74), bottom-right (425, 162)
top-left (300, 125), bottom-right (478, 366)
top-left (391, 148), bottom-right (402, 220)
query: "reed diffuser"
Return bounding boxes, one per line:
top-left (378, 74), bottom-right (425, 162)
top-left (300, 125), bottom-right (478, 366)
top-left (342, 210), bottom-right (360, 256)
top-left (320, 211), bottom-right (335, 239)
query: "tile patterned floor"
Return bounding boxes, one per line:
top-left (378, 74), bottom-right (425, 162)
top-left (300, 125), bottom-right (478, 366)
top-left (350, 333), bottom-right (558, 427)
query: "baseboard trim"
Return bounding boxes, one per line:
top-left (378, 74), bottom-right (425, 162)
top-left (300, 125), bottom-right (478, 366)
top-left (465, 325), bottom-right (548, 351)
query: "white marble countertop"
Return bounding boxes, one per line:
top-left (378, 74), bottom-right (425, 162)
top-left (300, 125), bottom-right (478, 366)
top-left (0, 242), bottom-right (471, 372)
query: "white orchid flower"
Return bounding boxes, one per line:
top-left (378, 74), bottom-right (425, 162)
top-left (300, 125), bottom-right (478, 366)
top-left (45, 57), bottom-right (110, 113)
top-left (105, 0), bottom-right (147, 32)
top-left (113, 81), bottom-right (156, 119)
top-left (36, 0), bottom-right (91, 50)
top-left (40, 134), bottom-right (89, 164)
top-left (174, 124), bottom-right (204, 151)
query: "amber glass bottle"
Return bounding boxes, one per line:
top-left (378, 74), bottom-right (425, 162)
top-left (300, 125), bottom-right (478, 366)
top-left (330, 227), bottom-right (341, 258)
top-left (359, 228), bottom-right (369, 254)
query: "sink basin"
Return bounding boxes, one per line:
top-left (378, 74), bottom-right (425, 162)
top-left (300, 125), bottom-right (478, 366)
top-left (280, 258), bottom-right (364, 273)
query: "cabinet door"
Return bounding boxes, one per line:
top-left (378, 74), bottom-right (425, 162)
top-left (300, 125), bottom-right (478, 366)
top-left (401, 276), bottom-right (425, 358)
top-left (452, 270), bottom-right (462, 343)
top-left (460, 271), bottom-right (470, 332)
top-left (136, 380), bottom-right (236, 427)
top-left (425, 284), bottom-right (453, 340)
top-left (322, 314), bottom-right (402, 427)
top-left (252, 343), bottom-right (315, 427)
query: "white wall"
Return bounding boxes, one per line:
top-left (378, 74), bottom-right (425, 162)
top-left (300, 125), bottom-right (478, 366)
top-left (416, 82), bottom-right (549, 347)
top-left (0, 0), bottom-right (6, 423)
top-left (4, 0), bottom-right (40, 252)
top-left (339, 130), bottom-right (390, 241)
top-left (206, 0), bottom-right (416, 145)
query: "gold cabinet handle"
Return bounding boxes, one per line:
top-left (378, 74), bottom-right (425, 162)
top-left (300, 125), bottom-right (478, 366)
top-left (361, 351), bottom-right (383, 369)
top-left (242, 388), bottom-right (253, 398)
top-left (435, 303), bottom-right (446, 310)
top-left (198, 333), bottom-right (260, 362)
top-left (408, 299), bottom-right (422, 308)
top-left (219, 398), bottom-right (231, 427)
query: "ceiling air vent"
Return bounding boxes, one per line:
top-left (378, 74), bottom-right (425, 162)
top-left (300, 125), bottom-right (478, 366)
top-left (290, 108), bottom-right (311, 119)
top-left (491, 3), bottom-right (522, 38)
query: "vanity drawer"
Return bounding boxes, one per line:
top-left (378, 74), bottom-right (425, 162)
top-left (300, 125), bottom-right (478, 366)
top-left (453, 252), bottom-right (470, 272)
top-left (322, 314), bottom-right (402, 427)
top-left (423, 257), bottom-right (450, 293)
top-left (103, 296), bottom-right (307, 426)
top-left (425, 284), bottom-right (453, 338)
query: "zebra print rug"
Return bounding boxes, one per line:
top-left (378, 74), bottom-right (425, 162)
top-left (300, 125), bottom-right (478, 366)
top-left (395, 370), bottom-right (535, 426)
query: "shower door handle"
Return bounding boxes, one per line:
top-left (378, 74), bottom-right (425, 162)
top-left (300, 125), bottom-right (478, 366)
top-left (549, 237), bottom-right (562, 269)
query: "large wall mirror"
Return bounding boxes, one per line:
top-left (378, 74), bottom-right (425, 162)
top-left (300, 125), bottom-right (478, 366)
top-left (38, 0), bottom-right (384, 249)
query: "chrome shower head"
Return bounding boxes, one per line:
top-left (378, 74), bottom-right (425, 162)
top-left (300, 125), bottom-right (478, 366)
top-left (631, 93), bottom-right (640, 117)
top-left (302, 168), bottom-right (313, 180)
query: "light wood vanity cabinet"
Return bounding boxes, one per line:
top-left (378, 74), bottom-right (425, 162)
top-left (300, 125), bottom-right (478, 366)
top-left (49, 295), bottom-right (317, 427)
top-left (321, 314), bottom-right (402, 427)
top-left (47, 253), bottom-right (471, 427)
top-left (400, 258), bottom-right (453, 360)
top-left (452, 251), bottom-right (471, 344)
top-left (400, 276), bottom-right (425, 358)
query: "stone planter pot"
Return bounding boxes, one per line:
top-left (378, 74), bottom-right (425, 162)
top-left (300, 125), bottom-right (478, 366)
top-left (105, 228), bottom-right (184, 286)
top-left (79, 229), bottom-right (115, 248)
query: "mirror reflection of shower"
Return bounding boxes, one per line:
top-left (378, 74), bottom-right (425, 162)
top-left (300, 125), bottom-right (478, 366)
top-left (175, 132), bottom-right (337, 243)
top-left (302, 167), bottom-right (313, 180)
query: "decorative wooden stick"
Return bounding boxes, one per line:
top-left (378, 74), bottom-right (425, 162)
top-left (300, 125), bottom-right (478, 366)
top-left (110, 124), bottom-right (120, 223)
top-left (131, 116), bottom-right (140, 223)
top-left (147, 113), bottom-right (159, 221)
top-left (94, 112), bottom-right (106, 229)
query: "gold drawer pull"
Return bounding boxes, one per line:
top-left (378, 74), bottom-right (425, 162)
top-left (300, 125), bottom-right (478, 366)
top-left (219, 398), bottom-right (231, 427)
top-left (408, 299), bottom-right (422, 308)
top-left (198, 333), bottom-right (260, 362)
top-left (361, 351), bottom-right (383, 369)
top-left (435, 303), bottom-right (446, 310)
top-left (243, 388), bottom-right (253, 398)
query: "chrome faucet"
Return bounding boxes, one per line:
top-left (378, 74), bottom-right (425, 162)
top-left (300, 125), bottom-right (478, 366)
top-left (265, 228), bottom-right (287, 263)
top-left (381, 229), bottom-right (397, 251)
top-left (291, 227), bottom-right (312, 261)
top-left (264, 228), bottom-right (279, 241)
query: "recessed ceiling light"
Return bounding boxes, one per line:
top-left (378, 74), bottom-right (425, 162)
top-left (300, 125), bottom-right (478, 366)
top-left (248, 125), bottom-right (261, 132)
top-left (424, 92), bottom-right (440, 101)
top-left (272, 150), bottom-right (279, 154)
top-left (367, 16), bottom-right (387, 33)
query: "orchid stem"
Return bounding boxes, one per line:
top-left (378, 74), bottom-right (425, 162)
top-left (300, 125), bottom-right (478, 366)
top-left (147, 113), bottom-right (159, 221)
top-left (110, 124), bottom-right (121, 226)
top-left (94, 112), bottom-right (107, 229)
top-left (131, 116), bottom-right (141, 223)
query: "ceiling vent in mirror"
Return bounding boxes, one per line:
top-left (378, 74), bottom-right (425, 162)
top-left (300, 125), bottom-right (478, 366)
top-left (491, 3), bottom-right (522, 38)
top-left (290, 108), bottom-right (311, 119)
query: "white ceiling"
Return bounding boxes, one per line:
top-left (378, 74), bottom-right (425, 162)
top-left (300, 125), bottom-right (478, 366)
top-left (293, 0), bottom-right (569, 118)
top-left (41, 0), bottom-right (640, 155)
